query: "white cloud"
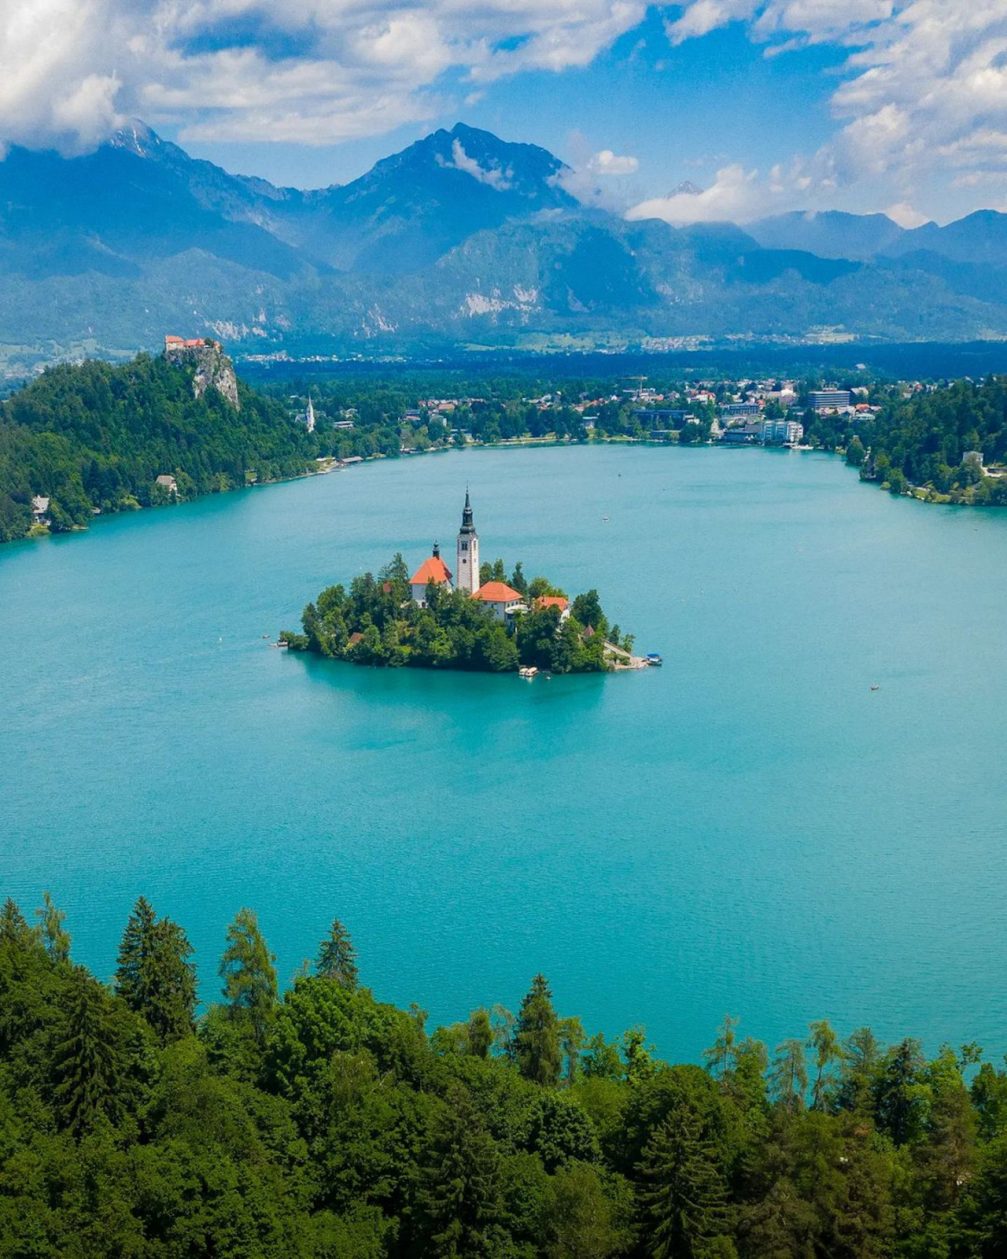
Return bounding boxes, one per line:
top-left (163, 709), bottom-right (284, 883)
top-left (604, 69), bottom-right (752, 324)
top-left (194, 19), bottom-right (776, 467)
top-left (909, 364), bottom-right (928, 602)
top-left (0, 0), bottom-right (653, 152)
top-left (439, 137), bottom-right (513, 188)
top-left (587, 149), bottom-right (640, 175)
top-left (664, 1), bottom-right (1007, 219)
top-left (885, 201), bottom-right (929, 228)
top-left (626, 163), bottom-right (768, 223)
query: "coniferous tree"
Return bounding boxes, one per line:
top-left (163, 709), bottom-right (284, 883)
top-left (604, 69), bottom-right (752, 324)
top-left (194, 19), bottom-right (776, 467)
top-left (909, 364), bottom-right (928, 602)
top-left (115, 896), bottom-right (157, 1009)
top-left (512, 973), bottom-right (562, 1087)
top-left (413, 1087), bottom-right (505, 1257)
top-left (316, 917), bottom-right (358, 988)
top-left (636, 1101), bottom-right (731, 1259)
top-left (116, 898), bottom-right (197, 1042)
top-left (36, 891), bottom-right (70, 964)
top-left (0, 897), bottom-right (36, 948)
top-left (220, 908), bottom-right (277, 1043)
top-left (51, 967), bottom-right (124, 1137)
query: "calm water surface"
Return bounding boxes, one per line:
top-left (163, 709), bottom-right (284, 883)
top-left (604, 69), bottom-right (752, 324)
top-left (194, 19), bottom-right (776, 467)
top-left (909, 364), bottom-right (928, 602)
top-left (3, 445), bottom-right (1006, 1059)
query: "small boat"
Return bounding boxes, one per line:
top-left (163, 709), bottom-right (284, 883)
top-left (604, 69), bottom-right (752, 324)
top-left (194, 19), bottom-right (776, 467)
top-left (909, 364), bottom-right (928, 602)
top-left (518, 666), bottom-right (538, 679)
top-left (870, 683), bottom-right (880, 691)
top-left (645, 653), bottom-right (663, 667)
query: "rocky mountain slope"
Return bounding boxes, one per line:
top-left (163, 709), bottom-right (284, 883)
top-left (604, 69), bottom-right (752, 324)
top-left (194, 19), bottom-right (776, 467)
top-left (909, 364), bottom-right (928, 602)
top-left (3, 121), bottom-right (1007, 367)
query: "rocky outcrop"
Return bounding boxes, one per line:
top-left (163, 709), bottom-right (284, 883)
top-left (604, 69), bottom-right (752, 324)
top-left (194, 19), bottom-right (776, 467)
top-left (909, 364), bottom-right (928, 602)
top-left (163, 336), bottom-right (240, 409)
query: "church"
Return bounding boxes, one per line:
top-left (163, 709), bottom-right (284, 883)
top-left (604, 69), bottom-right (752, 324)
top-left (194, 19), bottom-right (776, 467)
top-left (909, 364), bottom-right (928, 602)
top-left (409, 493), bottom-right (525, 623)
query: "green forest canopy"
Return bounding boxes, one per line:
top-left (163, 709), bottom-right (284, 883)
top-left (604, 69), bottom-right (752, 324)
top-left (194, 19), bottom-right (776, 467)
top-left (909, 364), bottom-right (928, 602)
top-left (2, 892), bottom-right (1007, 1257)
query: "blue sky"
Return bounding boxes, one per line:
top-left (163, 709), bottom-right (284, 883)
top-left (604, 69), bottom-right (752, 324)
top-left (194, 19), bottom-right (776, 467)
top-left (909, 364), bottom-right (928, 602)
top-left (4, 2), bottom-right (1007, 225)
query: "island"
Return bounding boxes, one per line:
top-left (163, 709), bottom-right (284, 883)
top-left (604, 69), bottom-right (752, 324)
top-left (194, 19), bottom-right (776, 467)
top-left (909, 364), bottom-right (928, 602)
top-left (281, 493), bottom-right (641, 674)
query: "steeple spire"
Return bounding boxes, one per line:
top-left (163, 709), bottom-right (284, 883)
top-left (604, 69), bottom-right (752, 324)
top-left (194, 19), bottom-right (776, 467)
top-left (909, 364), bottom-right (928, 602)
top-left (456, 489), bottom-right (480, 595)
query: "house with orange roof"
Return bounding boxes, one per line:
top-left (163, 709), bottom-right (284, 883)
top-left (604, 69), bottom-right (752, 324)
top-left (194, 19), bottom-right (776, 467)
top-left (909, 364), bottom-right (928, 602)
top-left (534, 595), bottom-right (570, 620)
top-left (410, 544), bottom-right (453, 606)
top-left (472, 580), bottom-right (524, 624)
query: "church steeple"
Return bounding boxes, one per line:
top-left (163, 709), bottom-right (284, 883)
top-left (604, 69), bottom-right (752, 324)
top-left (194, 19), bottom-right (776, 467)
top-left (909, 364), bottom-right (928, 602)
top-left (456, 490), bottom-right (480, 595)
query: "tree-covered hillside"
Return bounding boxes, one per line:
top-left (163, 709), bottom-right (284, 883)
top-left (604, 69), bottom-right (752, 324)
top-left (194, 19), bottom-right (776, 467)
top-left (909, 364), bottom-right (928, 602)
top-left (804, 376), bottom-right (1007, 503)
top-left (2, 893), bottom-right (1007, 1257)
top-left (0, 353), bottom-right (316, 542)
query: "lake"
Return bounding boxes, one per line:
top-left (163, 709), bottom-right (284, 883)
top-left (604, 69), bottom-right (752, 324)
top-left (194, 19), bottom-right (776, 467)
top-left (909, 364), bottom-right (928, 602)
top-left (2, 444), bottom-right (1006, 1062)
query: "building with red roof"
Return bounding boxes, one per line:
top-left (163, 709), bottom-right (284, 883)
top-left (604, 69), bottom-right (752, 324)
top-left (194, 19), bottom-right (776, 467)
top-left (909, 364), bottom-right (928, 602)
top-left (472, 580), bottom-right (524, 623)
top-left (410, 545), bottom-right (453, 605)
top-left (534, 595), bottom-right (570, 618)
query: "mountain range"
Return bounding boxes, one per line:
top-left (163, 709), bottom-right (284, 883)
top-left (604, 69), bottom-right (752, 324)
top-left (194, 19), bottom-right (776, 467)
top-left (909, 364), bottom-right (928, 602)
top-left (4, 120), bottom-right (1007, 368)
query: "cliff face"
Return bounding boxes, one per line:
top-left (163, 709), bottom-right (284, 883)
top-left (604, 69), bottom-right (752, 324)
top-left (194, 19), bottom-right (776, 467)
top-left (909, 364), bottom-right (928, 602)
top-left (163, 338), bottom-right (240, 409)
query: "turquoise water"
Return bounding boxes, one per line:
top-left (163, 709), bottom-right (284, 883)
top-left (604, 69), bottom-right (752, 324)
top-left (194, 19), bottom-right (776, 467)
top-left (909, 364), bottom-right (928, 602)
top-left (3, 445), bottom-right (1006, 1061)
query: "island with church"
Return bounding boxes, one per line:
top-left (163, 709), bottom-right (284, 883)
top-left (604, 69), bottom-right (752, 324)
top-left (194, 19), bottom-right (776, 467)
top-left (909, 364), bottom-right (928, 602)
top-left (280, 493), bottom-right (646, 674)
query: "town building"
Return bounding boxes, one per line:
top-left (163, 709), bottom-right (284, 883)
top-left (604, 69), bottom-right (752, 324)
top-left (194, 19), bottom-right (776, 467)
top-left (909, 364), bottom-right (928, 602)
top-left (762, 419), bottom-right (804, 446)
top-left (720, 402), bottom-right (760, 418)
top-left (810, 389), bottom-right (852, 411)
top-left (155, 474), bottom-right (179, 496)
top-left (31, 495), bottom-right (50, 522)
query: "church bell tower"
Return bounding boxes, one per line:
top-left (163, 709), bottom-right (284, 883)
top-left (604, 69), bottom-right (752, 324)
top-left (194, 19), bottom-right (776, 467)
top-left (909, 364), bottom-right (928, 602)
top-left (456, 491), bottom-right (480, 595)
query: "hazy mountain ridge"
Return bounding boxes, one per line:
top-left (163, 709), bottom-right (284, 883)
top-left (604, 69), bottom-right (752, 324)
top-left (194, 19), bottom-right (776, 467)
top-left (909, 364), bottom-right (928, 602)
top-left (3, 122), bottom-right (1007, 367)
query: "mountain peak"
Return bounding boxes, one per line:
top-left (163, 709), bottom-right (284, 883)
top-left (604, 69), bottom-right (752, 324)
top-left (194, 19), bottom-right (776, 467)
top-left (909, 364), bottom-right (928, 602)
top-left (107, 119), bottom-right (164, 158)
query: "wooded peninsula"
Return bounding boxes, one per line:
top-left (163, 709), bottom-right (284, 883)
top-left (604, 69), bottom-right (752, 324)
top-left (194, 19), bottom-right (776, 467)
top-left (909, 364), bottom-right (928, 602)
top-left (1, 893), bottom-right (1005, 1258)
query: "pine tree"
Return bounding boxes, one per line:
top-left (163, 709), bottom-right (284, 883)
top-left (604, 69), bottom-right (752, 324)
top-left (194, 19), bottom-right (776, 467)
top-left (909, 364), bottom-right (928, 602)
top-left (636, 1102), bottom-right (731, 1259)
top-left (115, 896), bottom-right (157, 1009)
top-left (116, 898), bottom-right (196, 1042)
top-left (145, 919), bottom-right (197, 1042)
top-left (220, 908), bottom-right (277, 1043)
top-left (316, 918), bottom-right (358, 988)
top-left (51, 968), bottom-right (124, 1137)
top-left (512, 974), bottom-right (562, 1086)
top-left (0, 898), bottom-right (36, 948)
top-left (35, 891), bottom-right (70, 964)
top-left (414, 1087), bottom-right (504, 1257)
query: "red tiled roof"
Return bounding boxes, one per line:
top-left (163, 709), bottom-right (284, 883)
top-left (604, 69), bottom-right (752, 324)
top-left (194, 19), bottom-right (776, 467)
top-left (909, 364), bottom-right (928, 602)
top-left (410, 555), bottom-right (452, 586)
top-left (472, 581), bottom-right (521, 603)
top-left (347, 631), bottom-right (364, 645)
top-left (535, 595), bottom-right (569, 610)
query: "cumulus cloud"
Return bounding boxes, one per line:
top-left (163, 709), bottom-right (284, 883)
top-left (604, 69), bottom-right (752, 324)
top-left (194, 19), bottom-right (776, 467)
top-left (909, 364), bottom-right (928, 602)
top-left (0, 0), bottom-right (652, 152)
top-left (587, 149), bottom-right (640, 175)
top-left (627, 163), bottom-right (768, 223)
top-left (665, 1), bottom-right (1007, 213)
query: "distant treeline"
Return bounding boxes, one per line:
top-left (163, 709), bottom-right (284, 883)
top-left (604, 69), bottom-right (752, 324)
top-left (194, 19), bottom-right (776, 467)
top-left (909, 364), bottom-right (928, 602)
top-left (1, 893), bottom-right (1006, 1257)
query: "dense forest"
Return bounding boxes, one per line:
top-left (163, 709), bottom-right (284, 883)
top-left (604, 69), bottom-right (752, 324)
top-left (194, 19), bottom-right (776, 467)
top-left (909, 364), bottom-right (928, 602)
top-left (0, 354), bottom-right (319, 543)
top-left (284, 555), bottom-right (623, 674)
top-left (804, 378), bottom-right (1007, 504)
top-left (2, 892), bottom-right (1007, 1257)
